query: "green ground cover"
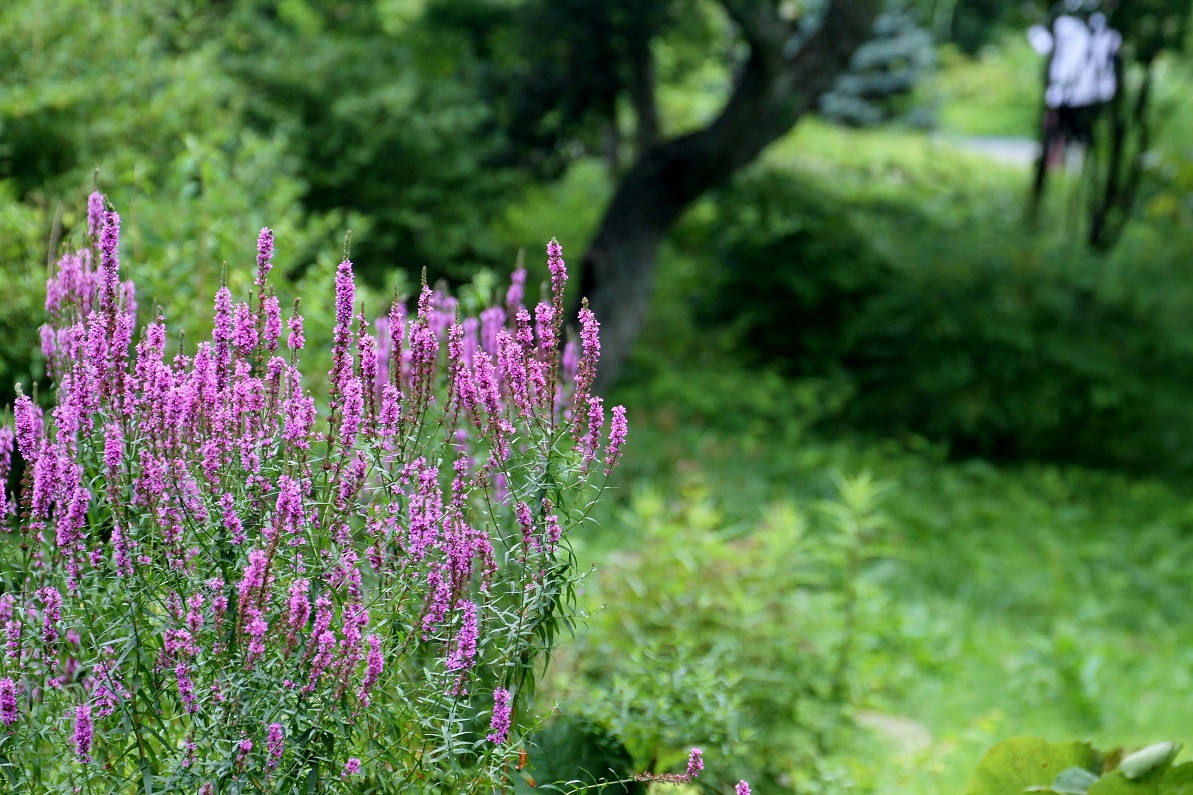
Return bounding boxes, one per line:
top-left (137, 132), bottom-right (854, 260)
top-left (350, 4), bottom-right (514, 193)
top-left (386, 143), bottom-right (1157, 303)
top-left (570, 361), bottom-right (1193, 793)
top-left (504, 104), bottom-right (1193, 791)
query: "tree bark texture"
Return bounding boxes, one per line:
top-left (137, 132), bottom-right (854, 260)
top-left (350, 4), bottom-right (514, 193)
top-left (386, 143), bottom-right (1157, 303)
top-left (579, 0), bottom-right (881, 390)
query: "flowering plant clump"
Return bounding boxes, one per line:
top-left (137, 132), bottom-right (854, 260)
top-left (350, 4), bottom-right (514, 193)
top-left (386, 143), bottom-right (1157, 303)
top-left (0, 194), bottom-right (629, 793)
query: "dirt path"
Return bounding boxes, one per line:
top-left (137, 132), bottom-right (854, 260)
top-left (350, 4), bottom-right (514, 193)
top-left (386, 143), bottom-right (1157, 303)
top-left (940, 135), bottom-right (1040, 168)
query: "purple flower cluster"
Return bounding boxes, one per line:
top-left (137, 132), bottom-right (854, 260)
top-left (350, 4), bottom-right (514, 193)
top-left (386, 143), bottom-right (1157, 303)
top-left (357, 634), bottom-right (383, 706)
top-left (266, 722), bottom-right (284, 771)
top-left (255, 227), bottom-right (274, 291)
top-left (487, 687), bottom-right (512, 744)
top-left (0, 678), bottom-right (16, 726)
top-left (74, 703), bottom-right (92, 763)
top-left (686, 747), bottom-right (704, 779)
top-left (0, 195), bottom-right (631, 788)
top-left (633, 746), bottom-right (719, 787)
top-left (236, 737), bottom-right (252, 767)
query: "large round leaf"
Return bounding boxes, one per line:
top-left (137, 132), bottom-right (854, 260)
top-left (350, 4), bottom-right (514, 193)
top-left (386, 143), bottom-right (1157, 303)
top-left (1161, 763), bottom-right (1193, 795)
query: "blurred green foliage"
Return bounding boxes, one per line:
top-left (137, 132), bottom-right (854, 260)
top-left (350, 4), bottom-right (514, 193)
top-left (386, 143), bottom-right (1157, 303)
top-left (0, 0), bottom-right (408, 405)
top-left (925, 35), bottom-right (1042, 137)
top-left (820, 12), bottom-right (937, 127)
top-left (227, 0), bottom-right (522, 281)
top-left (659, 121), bottom-right (1193, 474)
top-left (512, 715), bottom-right (645, 794)
top-left (580, 348), bottom-right (1193, 792)
top-left (544, 470), bottom-right (900, 793)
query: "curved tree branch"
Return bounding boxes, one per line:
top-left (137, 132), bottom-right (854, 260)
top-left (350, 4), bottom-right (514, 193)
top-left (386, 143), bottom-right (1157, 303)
top-left (579, 0), bottom-right (882, 389)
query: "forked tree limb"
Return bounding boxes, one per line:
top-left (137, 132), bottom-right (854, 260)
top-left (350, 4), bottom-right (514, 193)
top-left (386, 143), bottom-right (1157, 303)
top-left (577, 0), bottom-right (882, 390)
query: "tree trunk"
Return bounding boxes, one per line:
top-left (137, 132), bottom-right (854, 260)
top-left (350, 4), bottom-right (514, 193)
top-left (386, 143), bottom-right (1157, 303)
top-left (579, 0), bottom-right (881, 389)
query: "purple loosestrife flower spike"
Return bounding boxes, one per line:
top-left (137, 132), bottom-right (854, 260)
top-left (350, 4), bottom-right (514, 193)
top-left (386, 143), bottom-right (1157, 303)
top-left (213, 285), bottom-right (233, 381)
top-left (340, 377), bottom-right (364, 451)
top-left (87, 191), bottom-right (104, 240)
top-left (284, 383), bottom-right (316, 451)
top-left (236, 738), bottom-right (253, 767)
top-left (515, 501), bottom-right (537, 551)
top-left (264, 295), bottom-right (282, 352)
top-left (0, 678), bottom-right (16, 725)
top-left (378, 382), bottom-right (402, 441)
top-left (446, 600), bottom-right (478, 673)
top-left (98, 208), bottom-right (121, 313)
top-left (581, 396), bottom-right (605, 472)
top-left (267, 722), bottom-right (284, 770)
top-left (736, 781), bottom-right (752, 795)
top-left (104, 421), bottom-right (123, 476)
top-left (515, 308), bottom-right (534, 353)
top-left (358, 634), bottom-right (383, 705)
top-left (572, 301), bottom-right (600, 432)
top-left (480, 306), bottom-right (503, 354)
top-left (535, 303), bottom-right (556, 358)
top-left (487, 688), bottom-right (512, 744)
top-left (14, 394), bottom-right (42, 460)
top-left (497, 330), bottom-right (531, 417)
top-left (505, 268), bottom-right (526, 315)
top-left (274, 474), bottom-right (306, 541)
top-left (246, 609), bottom-right (268, 662)
top-left (4, 617), bottom-right (18, 661)
top-left (308, 628), bottom-right (337, 690)
top-left (330, 258), bottom-right (356, 403)
top-left (40, 587), bottom-right (62, 646)
top-left (238, 549), bottom-right (269, 617)
top-left (255, 227), bottom-right (274, 291)
top-left (605, 405), bottom-right (627, 475)
top-left (422, 564), bottom-right (451, 636)
top-left (343, 758), bottom-right (362, 779)
top-left (409, 320), bottom-right (439, 414)
top-left (187, 593), bottom-right (204, 635)
top-left (358, 313), bottom-right (378, 418)
top-left (543, 502), bottom-right (562, 550)
top-left (111, 523), bottom-right (133, 576)
top-left (547, 238), bottom-right (567, 311)
top-left (285, 579), bottom-right (310, 650)
top-left (175, 661), bottom-right (198, 713)
top-left (74, 703), bottom-right (93, 763)
top-left (387, 299), bottom-right (406, 386)
top-left (686, 748), bottom-right (704, 780)
top-left (287, 300), bottom-right (305, 350)
top-left (232, 302), bottom-right (257, 358)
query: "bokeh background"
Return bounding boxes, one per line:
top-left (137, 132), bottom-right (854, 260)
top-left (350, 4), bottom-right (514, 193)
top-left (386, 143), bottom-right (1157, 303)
top-left (4, 1), bottom-right (1193, 792)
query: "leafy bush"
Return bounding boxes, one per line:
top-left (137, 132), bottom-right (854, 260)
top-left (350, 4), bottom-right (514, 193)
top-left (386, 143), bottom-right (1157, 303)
top-left (0, 0), bottom-right (358, 406)
top-left (593, 343), bottom-right (1193, 792)
top-left (545, 472), bottom-right (899, 794)
top-left (227, 0), bottom-right (521, 284)
top-left (681, 139), bottom-right (1193, 474)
